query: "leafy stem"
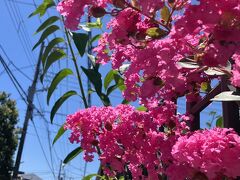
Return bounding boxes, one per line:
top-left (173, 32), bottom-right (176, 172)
top-left (65, 28), bottom-right (88, 108)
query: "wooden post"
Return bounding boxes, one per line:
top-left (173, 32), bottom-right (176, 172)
top-left (187, 100), bottom-right (200, 131)
top-left (221, 77), bottom-right (240, 133)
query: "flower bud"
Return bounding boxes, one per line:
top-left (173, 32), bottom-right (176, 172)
top-left (91, 139), bottom-right (99, 146)
top-left (105, 121), bottom-right (113, 131)
top-left (90, 6), bottom-right (106, 18)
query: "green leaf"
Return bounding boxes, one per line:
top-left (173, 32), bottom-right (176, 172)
top-left (33, 25), bottom-right (59, 50)
top-left (42, 37), bottom-right (65, 66)
top-left (113, 74), bottom-right (126, 91)
top-left (72, 32), bottom-right (89, 57)
top-left (146, 27), bottom-right (168, 39)
top-left (201, 82), bottom-right (211, 92)
top-left (104, 70), bottom-right (117, 90)
top-left (121, 99), bottom-right (130, 104)
top-left (136, 106), bottom-right (147, 112)
top-left (216, 117), bottom-right (223, 128)
top-left (88, 89), bottom-right (96, 94)
top-left (35, 16), bottom-right (59, 34)
top-left (41, 49), bottom-right (66, 82)
top-left (29, 0), bottom-right (55, 17)
top-left (47, 68), bottom-right (73, 104)
top-left (161, 5), bottom-right (170, 22)
top-left (50, 91), bottom-right (77, 123)
top-left (99, 93), bottom-right (111, 106)
top-left (53, 125), bottom-right (66, 145)
top-left (106, 84), bottom-right (118, 96)
top-left (89, 34), bottom-right (101, 44)
top-left (81, 66), bottom-right (102, 95)
top-left (63, 147), bottom-right (83, 164)
top-left (107, 84), bottom-right (125, 96)
top-left (86, 18), bottom-right (102, 29)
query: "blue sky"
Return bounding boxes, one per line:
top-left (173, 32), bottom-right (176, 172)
top-left (0, 0), bottom-right (222, 179)
top-left (0, 0), bottom-right (109, 179)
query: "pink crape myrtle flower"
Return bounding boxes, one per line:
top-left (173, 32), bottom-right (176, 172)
top-left (57, 0), bottom-right (110, 30)
top-left (64, 104), bottom-right (191, 178)
top-left (57, 0), bottom-right (240, 179)
top-left (172, 128), bottom-right (240, 179)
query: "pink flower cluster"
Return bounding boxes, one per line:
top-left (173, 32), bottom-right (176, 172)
top-left (65, 104), bottom-right (191, 178)
top-left (171, 128), bottom-right (240, 180)
top-left (57, 0), bottom-right (240, 179)
top-left (57, 0), bottom-right (240, 104)
top-left (57, 0), bottom-right (110, 30)
top-left (65, 105), bottom-right (240, 179)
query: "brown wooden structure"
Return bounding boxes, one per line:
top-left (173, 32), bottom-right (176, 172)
top-left (186, 76), bottom-right (240, 133)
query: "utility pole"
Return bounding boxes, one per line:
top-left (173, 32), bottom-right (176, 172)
top-left (13, 43), bottom-right (44, 179)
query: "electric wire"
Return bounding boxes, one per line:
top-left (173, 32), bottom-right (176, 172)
top-left (0, 45), bottom-right (33, 81)
top-left (0, 53), bottom-right (56, 178)
top-left (4, 0), bottom-right (35, 68)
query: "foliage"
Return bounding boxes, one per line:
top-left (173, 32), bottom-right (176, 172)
top-left (31, 0), bottom-right (240, 179)
top-left (0, 92), bottom-right (18, 180)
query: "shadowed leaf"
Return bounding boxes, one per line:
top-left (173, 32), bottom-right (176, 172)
top-left (50, 91), bottom-right (77, 123)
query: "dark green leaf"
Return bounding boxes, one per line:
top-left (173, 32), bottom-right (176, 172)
top-left (50, 91), bottom-right (77, 123)
top-left (63, 147), bottom-right (83, 164)
top-left (41, 49), bottom-right (66, 82)
top-left (53, 125), bottom-right (66, 145)
top-left (35, 16), bottom-right (59, 34)
top-left (104, 70), bottom-right (117, 90)
top-left (42, 37), bottom-right (65, 66)
top-left (33, 25), bottom-right (59, 50)
top-left (121, 99), bottom-right (130, 104)
top-left (72, 33), bottom-right (89, 57)
top-left (81, 66), bottom-right (102, 95)
top-left (99, 93), bottom-right (111, 106)
top-left (106, 84), bottom-right (118, 96)
top-left (47, 69), bottom-right (73, 104)
top-left (216, 117), bottom-right (223, 128)
top-left (29, 0), bottom-right (55, 17)
top-left (89, 34), bottom-right (101, 44)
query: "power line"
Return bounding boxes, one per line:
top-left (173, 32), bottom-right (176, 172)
top-left (0, 45), bottom-right (56, 179)
top-left (0, 45), bottom-right (33, 81)
top-left (31, 120), bottom-right (56, 178)
top-left (0, 54), bottom-right (28, 104)
top-left (7, 0), bottom-right (39, 6)
top-left (4, 0), bottom-right (35, 69)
